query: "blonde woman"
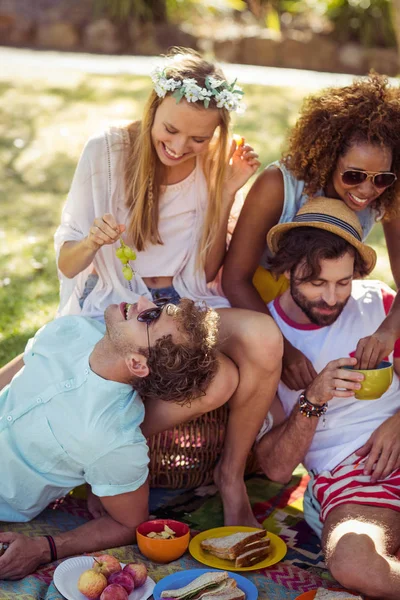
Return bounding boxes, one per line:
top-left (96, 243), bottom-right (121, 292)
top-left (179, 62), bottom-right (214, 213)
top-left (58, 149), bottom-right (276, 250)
top-left (52, 48), bottom-right (283, 527)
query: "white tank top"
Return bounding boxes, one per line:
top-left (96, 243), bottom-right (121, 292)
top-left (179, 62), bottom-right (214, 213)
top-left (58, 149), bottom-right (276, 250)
top-left (132, 167), bottom-right (197, 278)
top-left (268, 280), bottom-right (400, 474)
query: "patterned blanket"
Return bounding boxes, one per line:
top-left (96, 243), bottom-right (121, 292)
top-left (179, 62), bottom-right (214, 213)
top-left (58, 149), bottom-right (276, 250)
top-left (0, 468), bottom-right (337, 599)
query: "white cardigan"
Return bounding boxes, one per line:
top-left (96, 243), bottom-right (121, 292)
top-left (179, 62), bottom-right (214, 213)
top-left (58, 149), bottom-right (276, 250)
top-left (54, 127), bottom-right (231, 320)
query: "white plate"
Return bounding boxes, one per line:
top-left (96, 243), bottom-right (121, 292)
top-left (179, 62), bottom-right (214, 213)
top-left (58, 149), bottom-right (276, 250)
top-left (53, 556), bottom-right (155, 600)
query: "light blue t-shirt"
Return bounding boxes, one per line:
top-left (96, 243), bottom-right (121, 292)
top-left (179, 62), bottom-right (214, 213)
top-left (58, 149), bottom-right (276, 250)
top-left (0, 316), bottom-right (149, 522)
top-left (260, 162), bottom-right (378, 268)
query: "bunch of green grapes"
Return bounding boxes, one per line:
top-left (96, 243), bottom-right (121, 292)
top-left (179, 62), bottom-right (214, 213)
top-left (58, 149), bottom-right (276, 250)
top-left (115, 239), bottom-right (136, 281)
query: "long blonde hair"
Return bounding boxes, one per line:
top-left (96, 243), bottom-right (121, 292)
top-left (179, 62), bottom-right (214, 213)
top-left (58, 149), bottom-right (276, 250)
top-left (124, 48), bottom-right (231, 266)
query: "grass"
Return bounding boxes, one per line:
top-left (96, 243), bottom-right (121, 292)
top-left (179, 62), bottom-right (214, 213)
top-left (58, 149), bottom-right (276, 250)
top-left (0, 62), bottom-right (394, 366)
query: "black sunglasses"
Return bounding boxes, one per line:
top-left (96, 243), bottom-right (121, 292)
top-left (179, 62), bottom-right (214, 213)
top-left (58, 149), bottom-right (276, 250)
top-left (137, 297), bottom-right (171, 353)
top-left (340, 169), bottom-right (397, 190)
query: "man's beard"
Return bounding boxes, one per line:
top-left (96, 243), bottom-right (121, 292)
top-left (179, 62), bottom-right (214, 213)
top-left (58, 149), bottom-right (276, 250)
top-left (290, 275), bottom-right (350, 326)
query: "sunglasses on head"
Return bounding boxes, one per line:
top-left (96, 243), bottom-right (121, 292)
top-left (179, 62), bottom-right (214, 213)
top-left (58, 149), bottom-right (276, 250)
top-left (137, 297), bottom-right (171, 354)
top-left (340, 169), bottom-right (397, 190)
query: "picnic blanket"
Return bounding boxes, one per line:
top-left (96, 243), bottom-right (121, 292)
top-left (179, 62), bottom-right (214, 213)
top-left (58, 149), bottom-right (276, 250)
top-left (0, 467), bottom-right (337, 599)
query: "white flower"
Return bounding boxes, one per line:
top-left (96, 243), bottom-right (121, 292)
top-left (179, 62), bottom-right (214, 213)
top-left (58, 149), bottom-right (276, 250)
top-left (198, 88), bottom-right (213, 101)
top-left (207, 76), bottom-right (224, 89)
top-left (154, 82), bottom-right (167, 97)
top-left (185, 88), bottom-right (201, 102)
top-left (182, 78), bottom-right (198, 86)
top-left (150, 67), bottom-right (163, 83)
top-left (165, 78), bottom-right (181, 92)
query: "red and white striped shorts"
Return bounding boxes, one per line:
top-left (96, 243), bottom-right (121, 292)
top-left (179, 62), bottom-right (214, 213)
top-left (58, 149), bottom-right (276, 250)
top-left (312, 451), bottom-right (400, 523)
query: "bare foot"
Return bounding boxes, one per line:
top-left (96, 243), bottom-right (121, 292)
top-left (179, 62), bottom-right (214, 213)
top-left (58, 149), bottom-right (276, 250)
top-left (214, 462), bottom-right (261, 528)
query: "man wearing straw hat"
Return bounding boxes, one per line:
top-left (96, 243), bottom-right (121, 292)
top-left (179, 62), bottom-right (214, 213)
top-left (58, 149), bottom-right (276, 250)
top-left (256, 198), bottom-right (400, 600)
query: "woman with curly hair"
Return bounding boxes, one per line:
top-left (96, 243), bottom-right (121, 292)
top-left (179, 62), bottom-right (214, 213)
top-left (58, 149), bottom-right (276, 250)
top-left (223, 73), bottom-right (400, 390)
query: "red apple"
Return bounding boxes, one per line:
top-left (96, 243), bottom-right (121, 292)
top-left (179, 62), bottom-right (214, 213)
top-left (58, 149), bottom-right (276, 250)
top-left (93, 554), bottom-right (122, 578)
top-left (123, 562), bottom-right (147, 588)
top-left (78, 568), bottom-right (107, 599)
top-left (100, 583), bottom-right (129, 600)
top-left (108, 571), bottom-right (135, 594)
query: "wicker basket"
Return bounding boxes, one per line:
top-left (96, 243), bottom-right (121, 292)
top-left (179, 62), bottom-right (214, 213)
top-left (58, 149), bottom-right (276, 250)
top-left (147, 405), bottom-right (259, 488)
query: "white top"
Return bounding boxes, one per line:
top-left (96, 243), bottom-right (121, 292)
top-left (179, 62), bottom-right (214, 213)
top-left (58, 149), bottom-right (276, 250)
top-left (54, 127), bottom-right (231, 320)
top-left (268, 280), bottom-right (400, 474)
top-left (134, 168), bottom-right (197, 277)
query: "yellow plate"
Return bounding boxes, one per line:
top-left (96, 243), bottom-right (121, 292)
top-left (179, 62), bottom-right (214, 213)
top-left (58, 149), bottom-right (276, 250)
top-left (188, 525), bottom-right (287, 572)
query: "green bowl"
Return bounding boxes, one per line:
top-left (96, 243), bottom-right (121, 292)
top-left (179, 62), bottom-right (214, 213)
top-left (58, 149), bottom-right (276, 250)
top-left (345, 360), bottom-right (393, 400)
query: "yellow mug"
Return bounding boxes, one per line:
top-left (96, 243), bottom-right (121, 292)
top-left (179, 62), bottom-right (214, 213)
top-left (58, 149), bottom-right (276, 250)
top-left (345, 360), bottom-right (393, 400)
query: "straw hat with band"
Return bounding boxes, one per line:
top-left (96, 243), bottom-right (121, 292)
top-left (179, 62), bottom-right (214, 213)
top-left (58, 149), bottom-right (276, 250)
top-left (267, 197), bottom-right (377, 275)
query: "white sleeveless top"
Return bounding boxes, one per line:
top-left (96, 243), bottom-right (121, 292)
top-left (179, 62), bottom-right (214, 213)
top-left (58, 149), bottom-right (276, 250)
top-left (268, 280), bottom-right (400, 474)
top-left (133, 168), bottom-right (197, 277)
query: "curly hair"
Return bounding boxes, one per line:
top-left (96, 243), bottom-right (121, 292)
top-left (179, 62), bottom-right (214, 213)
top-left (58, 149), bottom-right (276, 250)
top-left (268, 228), bottom-right (370, 282)
top-left (281, 73), bottom-right (400, 219)
top-left (132, 299), bottom-right (220, 405)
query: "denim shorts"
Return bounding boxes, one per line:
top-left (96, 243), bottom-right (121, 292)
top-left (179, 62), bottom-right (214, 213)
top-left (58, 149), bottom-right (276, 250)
top-left (147, 285), bottom-right (181, 305)
top-left (303, 472), bottom-right (323, 539)
top-left (79, 275), bottom-right (181, 308)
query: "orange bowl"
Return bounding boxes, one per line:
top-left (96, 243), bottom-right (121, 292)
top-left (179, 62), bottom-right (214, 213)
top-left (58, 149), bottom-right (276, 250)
top-left (136, 519), bottom-right (190, 563)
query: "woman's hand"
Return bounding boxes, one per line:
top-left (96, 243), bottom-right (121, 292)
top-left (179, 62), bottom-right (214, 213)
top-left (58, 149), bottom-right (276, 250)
top-left (282, 338), bottom-right (318, 390)
top-left (85, 213), bottom-right (126, 251)
top-left (355, 326), bottom-right (397, 369)
top-left (224, 138), bottom-right (261, 197)
top-left (306, 356), bottom-right (363, 406)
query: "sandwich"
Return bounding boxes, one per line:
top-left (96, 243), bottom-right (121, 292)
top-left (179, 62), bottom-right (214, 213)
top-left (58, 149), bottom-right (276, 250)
top-left (200, 529), bottom-right (270, 567)
top-left (160, 571), bottom-right (245, 600)
top-left (314, 589), bottom-right (363, 599)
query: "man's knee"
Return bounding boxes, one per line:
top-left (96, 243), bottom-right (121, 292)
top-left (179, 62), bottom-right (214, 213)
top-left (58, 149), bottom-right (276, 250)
top-left (326, 530), bottom-right (382, 592)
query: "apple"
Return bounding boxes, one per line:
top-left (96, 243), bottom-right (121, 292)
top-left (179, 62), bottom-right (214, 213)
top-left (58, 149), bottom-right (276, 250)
top-left (93, 554), bottom-right (122, 578)
top-left (123, 562), bottom-right (147, 588)
top-left (78, 568), bottom-right (107, 599)
top-left (100, 583), bottom-right (129, 600)
top-left (108, 571), bottom-right (135, 594)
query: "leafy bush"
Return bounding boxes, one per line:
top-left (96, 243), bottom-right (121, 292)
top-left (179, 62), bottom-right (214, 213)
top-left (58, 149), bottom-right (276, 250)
top-left (326, 0), bottom-right (396, 48)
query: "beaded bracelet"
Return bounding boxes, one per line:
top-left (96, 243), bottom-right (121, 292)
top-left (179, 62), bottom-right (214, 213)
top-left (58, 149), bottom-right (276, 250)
top-left (298, 392), bottom-right (328, 419)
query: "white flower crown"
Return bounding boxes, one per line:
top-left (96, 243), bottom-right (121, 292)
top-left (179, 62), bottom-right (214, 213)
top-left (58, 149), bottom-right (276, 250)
top-left (150, 67), bottom-right (246, 113)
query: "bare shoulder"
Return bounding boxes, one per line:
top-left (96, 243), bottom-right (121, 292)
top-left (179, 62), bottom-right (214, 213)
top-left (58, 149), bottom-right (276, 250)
top-left (242, 165), bottom-right (285, 217)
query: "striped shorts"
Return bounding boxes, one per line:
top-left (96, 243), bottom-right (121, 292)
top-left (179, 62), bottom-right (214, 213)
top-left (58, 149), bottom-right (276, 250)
top-left (313, 451), bottom-right (400, 523)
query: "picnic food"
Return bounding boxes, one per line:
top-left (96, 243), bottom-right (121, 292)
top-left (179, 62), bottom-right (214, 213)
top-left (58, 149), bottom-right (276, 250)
top-left (123, 561), bottom-right (148, 587)
top-left (100, 583), bottom-right (129, 599)
top-left (200, 529), bottom-right (270, 568)
top-left (314, 590), bottom-right (363, 599)
top-left (108, 571), bottom-right (135, 593)
top-left (93, 554), bottom-right (122, 578)
top-left (77, 556), bottom-right (147, 599)
top-left (147, 524), bottom-right (177, 539)
top-left (78, 568), bottom-right (108, 599)
top-left (115, 238), bottom-right (136, 280)
top-left (160, 570), bottom-right (245, 600)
